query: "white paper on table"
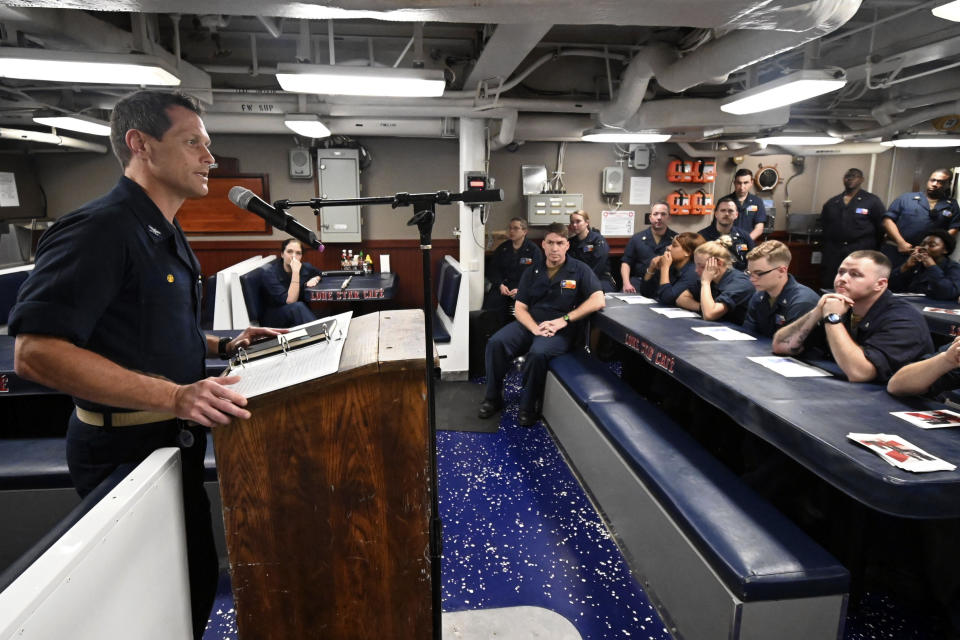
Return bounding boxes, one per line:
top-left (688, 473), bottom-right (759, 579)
top-left (380, 254), bottom-right (391, 273)
top-left (847, 433), bottom-right (957, 472)
top-left (923, 306), bottom-right (960, 316)
top-left (600, 210), bottom-right (635, 236)
top-left (747, 356), bottom-right (831, 377)
top-left (891, 409), bottom-right (960, 429)
top-left (226, 311), bottom-right (352, 398)
top-left (649, 307), bottom-right (700, 319)
top-left (629, 176), bottom-right (651, 205)
top-left (611, 294), bottom-right (656, 304)
top-left (692, 326), bottom-right (757, 341)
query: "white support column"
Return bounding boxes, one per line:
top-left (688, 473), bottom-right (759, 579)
top-left (459, 117), bottom-right (487, 311)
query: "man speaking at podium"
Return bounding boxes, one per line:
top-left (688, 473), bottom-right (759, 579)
top-left (9, 90), bottom-right (280, 639)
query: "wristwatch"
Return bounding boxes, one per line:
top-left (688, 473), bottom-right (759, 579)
top-left (562, 314), bottom-right (571, 322)
top-left (218, 336), bottom-right (232, 359)
top-left (823, 313), bottom-right (843, 325)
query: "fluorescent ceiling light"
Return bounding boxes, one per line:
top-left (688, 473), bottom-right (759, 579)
top-left (276, 64), bottom-right (445, 97)
top-left (283, 113), bottom-right (331, 138)
top-left (0, 48), bottom-right (180, 86)
top-left (33, 114), bottom-right (111, 137)
top-left (581, 129), bottom-right (671, 143)
top-left (880, 134), bottom-right (960, 148)
top-left (720, 70), bottom-right (846, 115)
top-left (932, 1), bottom-right (960, 21)
top-left (755, 135), bottom-right (843, 146)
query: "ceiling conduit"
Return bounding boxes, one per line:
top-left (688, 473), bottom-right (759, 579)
top-left (830, 100), bottom-right (960, 141)
top-left (871, 89), bottom-right (960, 126)
top-left (598, 0), bottom-right (861, 129)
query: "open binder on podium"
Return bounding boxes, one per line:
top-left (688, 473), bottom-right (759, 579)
top-left (223, 311), bottom-right (352, 397)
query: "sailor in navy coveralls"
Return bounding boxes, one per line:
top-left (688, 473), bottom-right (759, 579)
top-left (483, 216), bottom-right (542, 324)
top-left (9, 91), bottom-right (281, 639)
top-left (568, 210), bottom-right (614, 291)
top-left (882, 169), bottom-right (960, 269)
top-left (479, 223), bottom-right (605, 426)
top-left (620, 202), bottom-right (676, 292)
top-left (818, 168), bottom-right (886, 288)
top-left (741, 241), bottom-right (819, 337)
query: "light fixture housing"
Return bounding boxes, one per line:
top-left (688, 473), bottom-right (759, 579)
top-left (276, 64), bottom-right (446, 97)
top-left (33, 114), bottom-right (111, 137)
top-left (0, 48), bottom-right (180, 86)
top-left (932, 0), bottom-right (960, 21)
top-left (581, 129), bottom-right (671, 143)
top-left (755, 135), bottom-right (843, 146)
top-left (720, 70), bottom-right (847, 115)
top-left (283, 113), bottom-right (331, 139)
top-left (880, 134), bottom-right (960, 148)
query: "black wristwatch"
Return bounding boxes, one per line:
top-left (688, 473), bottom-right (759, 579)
top-left (823, 313), bottom-right (843, 325)
top-left (217, 336), bottom-right (232, 359)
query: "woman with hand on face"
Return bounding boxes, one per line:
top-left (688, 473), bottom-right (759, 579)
top-left (640, 232), bottom-right (705, 305)
top-left (888, 229), bottom-right (960, 301)
top-left (676, 237), bottom-right (754, 323)
top-left (260, 238), bottom-right (321, 327)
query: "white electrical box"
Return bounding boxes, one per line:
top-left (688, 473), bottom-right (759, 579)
top-left (525, 193), bottom-right (583, 225)
top-left (316, 148), bottom-right (361, 243)
top-left (629, 144), bottom-right (651, 170)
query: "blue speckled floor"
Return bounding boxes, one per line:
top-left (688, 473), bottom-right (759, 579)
top-left (203, 369), bottom-right (944, 640)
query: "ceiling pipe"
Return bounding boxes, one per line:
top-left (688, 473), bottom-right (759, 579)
top-left (871, 89), bottom-right (960, 126)
top-left (653, 0), bottom-right (861, 94)
top-left (489, 109), bottom-right (517, 150)
top-left (0, 127), bottom-right (108, 152)
top-left (597, 43), bottom-right (677, 127)
top-left (677, 141), bottom-right (762, 158)
top-left (830, 100), bottom-right (960, 140)
top-left (256, 15), bottom-right (282, 38)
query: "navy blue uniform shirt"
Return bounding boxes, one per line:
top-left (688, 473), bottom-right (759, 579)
top-left (806, 289), bottom-right (934, 383)
top-left (889, 258), bottom-right (960, 301)
top-left (697, 223), bottom-right (754, 270)
top-left (622, 227), bottom-right (677, 277)
top-left (516, 256), bottom-right (601, 327)
top-left (722, 192), bottom-right (767, 234)
top-left (488, 237), bottom-right (542, 290)
top-left (820, 189), bottom-right (886, 250)
top-left (9, 177), bottom-right (208, 408)
top-left (885, 192), bottom-right (960, 245)
top-left (743, 275), bottom-right (820, 337)
top-left (685, 267), bottom-right (754, 325)
top-left (568, 229), bottom-right (611, 283)
top-left (260, 257), bottom-right (321, 307)
top-left (639, 260), bottom-right (698, 306)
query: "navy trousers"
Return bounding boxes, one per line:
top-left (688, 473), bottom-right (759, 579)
top-left (484, 321), bottom-right (573, 412)
top-left (262, 301), bottom-right (316, 328)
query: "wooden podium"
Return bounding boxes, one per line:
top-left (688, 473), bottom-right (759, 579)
top-left (213, 310), bottom-right (435, 639)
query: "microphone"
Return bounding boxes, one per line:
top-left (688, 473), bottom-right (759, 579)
top-left (228, 186), bottom-right (324, 251)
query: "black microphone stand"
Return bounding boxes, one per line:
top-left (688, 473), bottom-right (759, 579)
top-left (275, 188), bottom-right (503, 638)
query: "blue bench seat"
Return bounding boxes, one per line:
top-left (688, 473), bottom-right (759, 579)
top-left (543, 352), bottom-right (849, 640)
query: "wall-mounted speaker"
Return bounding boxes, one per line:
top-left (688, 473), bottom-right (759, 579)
top-left (289, 148), bottom-right (313, 179)
top-left (602, 166), bottom-right (623, 195)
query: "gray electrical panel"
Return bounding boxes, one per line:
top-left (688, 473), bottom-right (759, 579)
top-left (316, 148), bottom-right (361, 243)
top-left (525, 193), bottom-right (584, 225)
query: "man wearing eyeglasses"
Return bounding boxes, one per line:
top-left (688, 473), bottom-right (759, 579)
top-left (742, 241), bottom-right (819, 337)
top-left (772, 250), bottom-right (932, 383)
top-left (882, 168), bottom-right (959, 269)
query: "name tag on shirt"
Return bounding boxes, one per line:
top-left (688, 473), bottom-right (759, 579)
top-left (561, 280), bottom-right (577, 290)
top-left (520, 257), bottom-right (533, 264)
top-left (775, 314), bottom-right (786, 326)
top-left (737, 243), bottom-right (749, 252)
top-left (584, 245), bottom-right (595, 252)
top-left (747, 205), bottom-right (758, 212)
top-left (855, 207), bottom-right (869, 215)
top-left (942, 211), bottom-right (954, 218)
